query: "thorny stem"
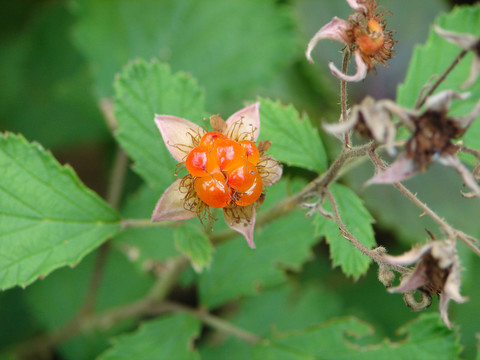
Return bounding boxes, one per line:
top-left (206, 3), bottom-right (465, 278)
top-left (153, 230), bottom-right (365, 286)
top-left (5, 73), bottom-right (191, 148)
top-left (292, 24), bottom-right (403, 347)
top-left (460, 144), bottom-right (480, 159)
top-left (340, 51), bottom-right (351, 147)
top-left (324, 189), bottom-right (409, 274)
top-left (415, 49), bottom-right (468, 109)
top-left (369, 150), bottom-right (480, 257)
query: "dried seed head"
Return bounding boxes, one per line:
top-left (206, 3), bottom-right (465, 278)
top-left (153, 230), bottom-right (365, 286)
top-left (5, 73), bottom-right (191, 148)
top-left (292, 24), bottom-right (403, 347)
top-left (386, 240), bottom-right (467, 328)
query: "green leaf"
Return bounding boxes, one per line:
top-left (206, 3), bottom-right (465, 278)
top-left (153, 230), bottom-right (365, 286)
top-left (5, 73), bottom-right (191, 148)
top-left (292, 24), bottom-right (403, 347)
top-left (252, 314), bottom-right (461, 359)
top-left (0, 133), bottom-right (120, 290)
top-left (230, 283), bottom-right (343, 335)
top-left (314, 183), bottom-right (376, 278)
top-left (199, 178), bottom-right (319, 309)
top-left (25, 248), bottom-right (153, 360)
top-left (71, 0), bottom-right (297, 110)
top-left (397, 5), bottom-right (480, 149)
top-left (113, 59), bottom-right (205, 193)
top-left (112, 185), bottom-right (178, 269)
top-left (200, 263), bottom-right (344, 360)
top-left (175, 223), bottom-right (213, 272)
top-left (98, 313), bottom-right (201, 360)
top-left (259, 98), bottom-right (327, 173)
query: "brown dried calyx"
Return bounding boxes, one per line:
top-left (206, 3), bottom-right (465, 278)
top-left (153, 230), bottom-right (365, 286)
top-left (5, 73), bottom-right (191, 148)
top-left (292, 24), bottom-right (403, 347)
top-left (406, 108), bottom-right (466, 172)
top-left (384, 240), bottom-right (467, 328)
top-left (366, 90), bottom-right (480, 196)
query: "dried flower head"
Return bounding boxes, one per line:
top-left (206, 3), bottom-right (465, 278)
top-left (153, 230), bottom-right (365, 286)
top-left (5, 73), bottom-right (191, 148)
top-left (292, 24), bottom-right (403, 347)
top-left (435, 25), bottom-right (480, 89)
top-left (306, 0), bottom-right (395, 82)
top-left (367, 90), bottom-right (480, 195)
top-left (323, 96), bottom-right (414, 155)
top-left (385, 240), bottom-right (467, 328)
top-left (151, 103), bottom-right (282, 249)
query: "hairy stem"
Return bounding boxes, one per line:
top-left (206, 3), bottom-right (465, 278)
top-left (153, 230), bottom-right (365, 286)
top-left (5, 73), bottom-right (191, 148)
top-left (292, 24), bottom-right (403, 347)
top-left (460, 144), bottom-right (480, 159)
top-left (415, 49), bottom-right (468, 109)
top-left (324, 189), bottom-right (409, 274)
top-left (340, 51), bottom-right (351, 147)
top-left (369, 150), bottom-right (480, 256)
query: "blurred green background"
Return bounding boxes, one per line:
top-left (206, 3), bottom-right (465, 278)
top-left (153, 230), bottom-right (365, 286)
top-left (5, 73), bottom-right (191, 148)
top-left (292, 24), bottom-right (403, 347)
top-left (0, 0), bottom-right (479, 359)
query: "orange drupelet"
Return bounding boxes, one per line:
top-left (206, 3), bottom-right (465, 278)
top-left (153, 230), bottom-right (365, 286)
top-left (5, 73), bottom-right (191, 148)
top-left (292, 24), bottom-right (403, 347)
top-left (235, 173), bottom-right (263, 206)
top-left (185, 131), bottom-right (264, 208)
top-left (194, 173), bottom-right (231, 208)
top-left (239, 140), bottom-right (260, 165)
top-left (227, 161), bottom-right (257, 192)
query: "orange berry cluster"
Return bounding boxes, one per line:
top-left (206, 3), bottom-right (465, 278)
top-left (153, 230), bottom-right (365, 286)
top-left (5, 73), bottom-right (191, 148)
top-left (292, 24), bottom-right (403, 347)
top-left (185, 131), bottom-right (262, 208)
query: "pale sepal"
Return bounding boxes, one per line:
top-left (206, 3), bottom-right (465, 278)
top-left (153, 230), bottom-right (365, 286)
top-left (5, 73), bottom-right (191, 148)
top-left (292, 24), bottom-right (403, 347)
top-left (424, 90), bottom-right (470, 113)
top-left (329, 50), bottom-right (368, 82)
top-left (346, 0), bottom-right (367, 13)
top-left (322, 111), bottom-right (358, 136)
top-left (434, 25), bottom-right (480, 89)
top-left (223, 205), bottom-right (256, 249)
top-left (258, 156), bottom-right (283, 186)
top-left (152, 179), bottom-right (197, 222)
top-left (356, 97), bottom-right (398, 155)
top-left (384, 244), bottom-right (433, 266)
top-left (225, 102), bottom-right (260, 142)
top-left (389, 262), bottom-right (428, 294)
top-left (434, 25), bottom-right (478, 50)
top-left (439, 267), bottom-right (468, 329)
top-left (306, 17), bottom-right (351, 63)
top-left (366, 153), bottom-right (418, 186)
top-left (462, 54), bottom-right (480, 89)
top-left (154, 115), bottom-right (205, 162)
top-left (438, 155), bottom-right (480, 198)
top-left (454, 98), bottom-right (480, 129)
